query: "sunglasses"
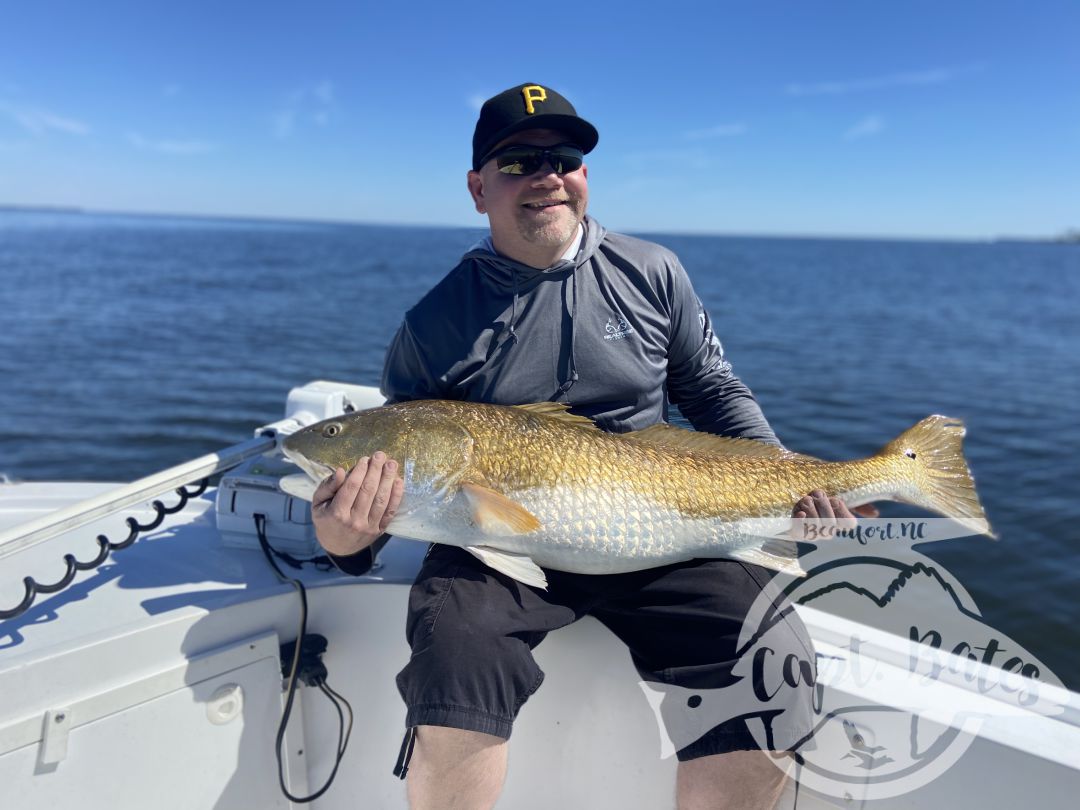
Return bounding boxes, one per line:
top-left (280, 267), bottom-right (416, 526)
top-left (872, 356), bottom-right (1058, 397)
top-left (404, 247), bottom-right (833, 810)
top-left (483, 144), bottom-right (585, 176)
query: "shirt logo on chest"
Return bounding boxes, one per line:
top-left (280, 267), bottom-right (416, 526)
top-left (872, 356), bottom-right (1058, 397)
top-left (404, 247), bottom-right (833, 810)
top-left (603, 315), bottom-right (635, 341)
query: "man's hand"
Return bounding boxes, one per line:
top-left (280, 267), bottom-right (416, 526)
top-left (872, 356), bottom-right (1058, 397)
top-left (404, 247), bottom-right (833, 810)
top-left (792, 489), bottom-right (879, 533)
top-left (311, 451), bottom-right (404, 557)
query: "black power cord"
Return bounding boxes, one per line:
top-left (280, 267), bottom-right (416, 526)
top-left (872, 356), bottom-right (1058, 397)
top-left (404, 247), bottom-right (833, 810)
top-left (254, 513), bottom-right (353, 803)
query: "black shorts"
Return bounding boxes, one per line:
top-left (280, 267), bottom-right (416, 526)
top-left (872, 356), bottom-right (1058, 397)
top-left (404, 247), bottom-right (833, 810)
top-left (395, 544), bottom-right (815, 761)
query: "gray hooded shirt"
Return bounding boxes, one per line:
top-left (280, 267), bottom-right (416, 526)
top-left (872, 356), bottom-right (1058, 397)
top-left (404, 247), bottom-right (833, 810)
top-left (380, 216), bottom-right (778, 444)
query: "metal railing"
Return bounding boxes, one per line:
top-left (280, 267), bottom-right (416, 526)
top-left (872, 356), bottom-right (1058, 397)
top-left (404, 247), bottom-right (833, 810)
top-left (0, 434), bottom-right (277, 560)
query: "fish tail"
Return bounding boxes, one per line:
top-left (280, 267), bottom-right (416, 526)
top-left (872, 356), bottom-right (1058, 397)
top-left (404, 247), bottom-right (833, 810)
top-left (879, 415), bottom-right (994, 538)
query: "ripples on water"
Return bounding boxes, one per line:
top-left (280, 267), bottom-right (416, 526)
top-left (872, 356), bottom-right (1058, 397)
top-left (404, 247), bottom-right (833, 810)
top-left (2, 211), bottom-right (1079, 687)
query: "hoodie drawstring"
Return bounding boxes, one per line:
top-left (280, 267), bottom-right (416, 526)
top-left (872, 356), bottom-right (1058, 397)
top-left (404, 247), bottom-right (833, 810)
top-left (507, 268), bottom-right (520, 345)
top-left (556, 269), bottom-right (579, 398)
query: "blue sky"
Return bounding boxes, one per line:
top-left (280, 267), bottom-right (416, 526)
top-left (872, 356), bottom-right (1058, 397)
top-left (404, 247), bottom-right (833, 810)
top-left (1, 0), bottom-right (1077, 238)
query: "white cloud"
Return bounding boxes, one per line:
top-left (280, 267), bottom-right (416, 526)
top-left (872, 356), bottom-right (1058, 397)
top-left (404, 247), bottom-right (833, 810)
top-left (313, 80), bottom-right (334, 105)
top-left (623, 147), bottom-right (716, 171)
top-left (127, 132), bottom-right (216, 154)
top-left (273, 109), bottom-right (296, 138)
top-left (787, 63), bottom-right (984, 96)
top-left (684, 122), bottom-right (748, 140)
top-left (0, 102), bottom-right (90, 136)
top-left (844, 115), bottom-right (885, 140)
top-left (274, 81), bottom-right (336, 138)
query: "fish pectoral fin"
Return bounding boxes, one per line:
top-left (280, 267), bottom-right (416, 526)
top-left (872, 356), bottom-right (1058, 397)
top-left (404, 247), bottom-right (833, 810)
top-left (279, 473), bottom-right (318, 502)
top-left (730, 541), bottom-right (807, 578)
top-left (460, 482), bottom-right (542, 535)
top-left (465, 545), bottom-right (548, 590)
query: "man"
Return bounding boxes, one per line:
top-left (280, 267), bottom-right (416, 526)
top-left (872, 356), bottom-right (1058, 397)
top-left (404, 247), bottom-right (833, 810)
top-left (312, 83), bottom-right (864, 810)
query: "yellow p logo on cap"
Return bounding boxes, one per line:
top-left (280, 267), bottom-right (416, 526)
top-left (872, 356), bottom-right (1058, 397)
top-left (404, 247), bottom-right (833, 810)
top-left (521, 85), bottom-right (547, 114)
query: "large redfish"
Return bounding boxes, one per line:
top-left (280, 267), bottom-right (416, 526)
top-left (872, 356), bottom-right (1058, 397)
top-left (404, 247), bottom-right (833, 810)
top-left (281, 401), bottom-right (991, 589)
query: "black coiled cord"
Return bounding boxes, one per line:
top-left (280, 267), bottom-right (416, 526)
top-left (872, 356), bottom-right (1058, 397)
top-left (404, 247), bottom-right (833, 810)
top-left (0, 480), bottom-right (209, 620)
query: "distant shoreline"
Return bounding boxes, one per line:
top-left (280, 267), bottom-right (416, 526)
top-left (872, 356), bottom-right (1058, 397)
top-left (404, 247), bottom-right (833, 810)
top-left (0, 203), bottom-right (85, 214)
top-left (1, 202), bottom-right (1075, 245)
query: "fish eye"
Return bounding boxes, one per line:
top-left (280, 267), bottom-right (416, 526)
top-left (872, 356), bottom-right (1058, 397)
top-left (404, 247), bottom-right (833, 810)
top-left (322, 423), bottom-right (343, 438)
top-left (904, 449), bottom-right (917, 459)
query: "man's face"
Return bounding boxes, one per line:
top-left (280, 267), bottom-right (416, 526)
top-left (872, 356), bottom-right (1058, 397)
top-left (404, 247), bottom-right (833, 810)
top-left (467, 128), bottom-right (589, 259)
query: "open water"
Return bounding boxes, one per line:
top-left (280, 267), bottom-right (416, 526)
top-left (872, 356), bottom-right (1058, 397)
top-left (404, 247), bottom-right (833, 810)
top-left (1, 210), bottom-right (1078, 688)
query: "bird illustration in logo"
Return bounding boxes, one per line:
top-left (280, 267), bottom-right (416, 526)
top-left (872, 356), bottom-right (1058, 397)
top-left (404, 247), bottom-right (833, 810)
top-left (840, 719), bottom-right (894, 770)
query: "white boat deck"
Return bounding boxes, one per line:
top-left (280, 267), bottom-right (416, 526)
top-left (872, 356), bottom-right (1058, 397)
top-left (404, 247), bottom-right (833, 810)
top-left (3, 481), bottom-right (696, 809)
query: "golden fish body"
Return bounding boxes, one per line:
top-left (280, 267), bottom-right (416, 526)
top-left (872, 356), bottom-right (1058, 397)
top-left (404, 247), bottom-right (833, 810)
top-left (282, 400), bottom-right (991, 588)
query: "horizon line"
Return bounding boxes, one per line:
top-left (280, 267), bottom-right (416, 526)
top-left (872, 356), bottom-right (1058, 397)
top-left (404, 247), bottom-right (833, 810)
top-left (0, 202), bottom-right (1070, 245)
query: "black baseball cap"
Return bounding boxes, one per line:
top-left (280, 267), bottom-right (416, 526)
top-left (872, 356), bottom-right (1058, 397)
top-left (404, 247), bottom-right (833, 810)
top-left (472, 83), bottom-right (599, 171)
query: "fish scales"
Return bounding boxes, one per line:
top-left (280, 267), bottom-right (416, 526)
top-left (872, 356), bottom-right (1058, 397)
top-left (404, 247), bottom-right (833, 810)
top-left (454, 404), bottom-right (718, 561)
